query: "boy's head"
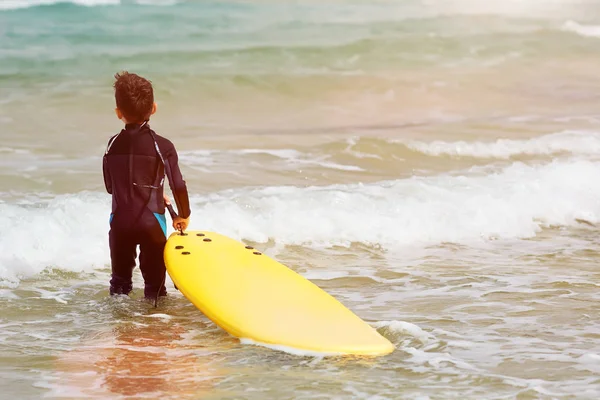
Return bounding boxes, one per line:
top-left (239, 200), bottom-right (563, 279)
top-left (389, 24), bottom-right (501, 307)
top-left (113, 71), bottom-right (157, 124)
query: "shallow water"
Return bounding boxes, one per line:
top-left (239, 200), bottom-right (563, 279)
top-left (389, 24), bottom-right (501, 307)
top-left (1, 1), bottom-right (600, 399)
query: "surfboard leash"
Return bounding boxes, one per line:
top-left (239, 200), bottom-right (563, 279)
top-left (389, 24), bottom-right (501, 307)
top-left (165, 202), bottom-right (184, 235)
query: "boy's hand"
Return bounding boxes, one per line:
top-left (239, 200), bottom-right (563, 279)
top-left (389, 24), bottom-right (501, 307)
top-left (173, 216), bottom-right (190, 232)
top-left (164, 193), bottom-right (189, 231)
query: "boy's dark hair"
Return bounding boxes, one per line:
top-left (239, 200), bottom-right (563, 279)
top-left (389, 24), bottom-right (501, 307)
top-left (113, 71), bottom-right (154, 123)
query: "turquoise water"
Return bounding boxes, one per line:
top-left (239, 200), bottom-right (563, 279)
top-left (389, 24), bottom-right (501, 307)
top-left (2, 1), bottom-right (600, 399)
top-left (4, 1), bottom-right (600, 149)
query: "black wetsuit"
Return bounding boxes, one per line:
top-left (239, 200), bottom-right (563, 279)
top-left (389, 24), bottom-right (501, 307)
top-left (103, 122), bottom-right (190, 298)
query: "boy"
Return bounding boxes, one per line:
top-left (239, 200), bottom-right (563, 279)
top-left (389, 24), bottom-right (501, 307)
top-left (103, 71), bottom-right (191, 299)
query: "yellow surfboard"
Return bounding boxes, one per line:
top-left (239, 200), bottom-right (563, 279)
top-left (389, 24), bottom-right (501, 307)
top-left (164, 231), bottom-right (394, 356)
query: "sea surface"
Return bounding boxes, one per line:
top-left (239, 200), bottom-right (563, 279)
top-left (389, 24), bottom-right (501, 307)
top-left (1, 0), bottom-right (600, 399)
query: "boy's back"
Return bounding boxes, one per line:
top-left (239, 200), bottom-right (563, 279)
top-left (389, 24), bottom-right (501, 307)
top-left (103, 122), bottom-right (190, 225)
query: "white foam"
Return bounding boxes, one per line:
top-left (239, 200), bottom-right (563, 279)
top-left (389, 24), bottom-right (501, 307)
top-left (180, 148), bottom-right (363, 172)
top-left (0, 0), bottom-right (181, 10)
top-left (577, 353), bottom-right (600, 374)
top-left (343, 137), bottom-right (382, 160)
top-left (400, 131), bottom-right (600, 159)
top-left (2, 159), bottom-right (600, 284)
top-left (178, 150), bottom-right (215, 172)
top-left (0, 192), bottom-right (110, 287)
top-left (192, 159), bottom-right (600, 247)
top-left (240, 338), bottom-right (341, 357)
top-left (34, 288), bottom-right (71, 304)
top-left (135, 0), bottom-right (178, 5)
top-left (403, 346), bottom-right (478, 371)
top-left (0, 0), bottom-right (120, 10)
top-left (306, 160), bottom-right (363, 172)
top-left (235, 149), bottom-right (361, 171)
top-left (0, 147), bottom-right (31, 154)
top-left (143, 313), bottom-right (172, 320)
top-left (302, 270), bottom-right (351, 281)
top-left (237, 149), bottom-right (304, 159)
top-left (0, 289), bottom-right (19, 299)
top-left (374, 320), bottom-right (435, 345)
top-left (562, 20), bottom-right (600, 38)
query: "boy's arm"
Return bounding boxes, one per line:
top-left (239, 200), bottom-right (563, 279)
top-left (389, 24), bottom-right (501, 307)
top-left (103, 135), bottom-right (119, 194)
top-left (102, 154), bottom-right (112, 194)
top-left (164, 143), bottom-right (191, 219)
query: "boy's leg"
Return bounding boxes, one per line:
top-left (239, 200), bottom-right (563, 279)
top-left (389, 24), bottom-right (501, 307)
top-left (139, 213), bottom-right (168, 299)
top-left (109, 227), bottom-right (137, 295)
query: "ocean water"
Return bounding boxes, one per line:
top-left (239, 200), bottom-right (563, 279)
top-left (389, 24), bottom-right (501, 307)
top-left (2, 0), bottom-right (600, 398)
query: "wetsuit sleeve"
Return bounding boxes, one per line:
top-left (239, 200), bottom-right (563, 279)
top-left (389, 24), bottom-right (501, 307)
top-left (102, 155), bottom-right (112, 194)
top-left (102, 137), bottom-right (114, 194)
top-left (164, 143), bottom-right (191, 219)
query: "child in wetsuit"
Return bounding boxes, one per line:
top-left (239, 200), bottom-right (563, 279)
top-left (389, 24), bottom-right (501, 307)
top-left (103, 71), bottom-right (191, 299)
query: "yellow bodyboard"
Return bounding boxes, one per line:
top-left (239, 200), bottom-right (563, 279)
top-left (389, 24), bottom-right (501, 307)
top-left (164, 231), bottom-right (394, 356)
